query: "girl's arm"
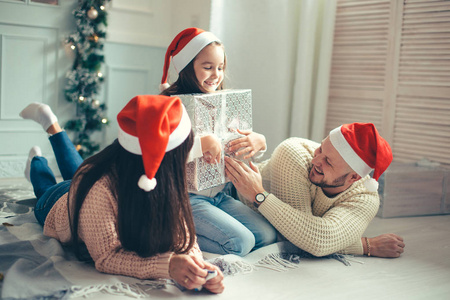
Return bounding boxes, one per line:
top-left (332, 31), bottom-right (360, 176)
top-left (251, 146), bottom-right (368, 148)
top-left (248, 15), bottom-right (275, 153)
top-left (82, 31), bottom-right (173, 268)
top-left (200, 134), bottom-right (221, 163)
top-left (188, 135), bottom-right (203, 162)
top-left (188, 134), bottom-right (222, 163)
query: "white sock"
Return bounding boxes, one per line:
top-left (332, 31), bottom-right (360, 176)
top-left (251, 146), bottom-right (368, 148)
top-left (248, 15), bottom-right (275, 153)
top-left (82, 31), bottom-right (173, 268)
top-left (19, 102), bottom-right (58, 132)
top-left (25, 146), bottom-right (42, 182)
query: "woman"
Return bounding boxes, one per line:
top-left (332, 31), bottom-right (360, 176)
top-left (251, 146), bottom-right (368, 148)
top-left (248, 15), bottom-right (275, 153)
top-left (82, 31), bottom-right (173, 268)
top-left (24, 95), bottom-right (224, 293)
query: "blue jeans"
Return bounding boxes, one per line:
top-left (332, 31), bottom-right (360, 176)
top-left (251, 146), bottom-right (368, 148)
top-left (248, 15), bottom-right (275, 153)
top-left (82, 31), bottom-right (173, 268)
top-left (190, 183), bottom-right (277, 256)
top-left (49, 131), bottom-right (83, 180)
top-left (32, 131), bottom-right (83, 225)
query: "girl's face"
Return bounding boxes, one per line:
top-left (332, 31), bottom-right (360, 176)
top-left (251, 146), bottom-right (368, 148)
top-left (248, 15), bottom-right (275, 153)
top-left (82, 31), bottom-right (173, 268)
top-left (193, 44), bottom-right (225, 93)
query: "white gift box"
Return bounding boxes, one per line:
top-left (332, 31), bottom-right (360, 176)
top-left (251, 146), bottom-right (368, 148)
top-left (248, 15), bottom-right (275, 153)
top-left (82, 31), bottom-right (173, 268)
top-left (177, 89), bottom-right (252, 191)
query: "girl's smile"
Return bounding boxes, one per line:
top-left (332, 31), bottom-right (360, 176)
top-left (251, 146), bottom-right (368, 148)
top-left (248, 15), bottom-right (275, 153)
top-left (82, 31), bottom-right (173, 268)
top-left (193, 44), bottom-right (225, 93)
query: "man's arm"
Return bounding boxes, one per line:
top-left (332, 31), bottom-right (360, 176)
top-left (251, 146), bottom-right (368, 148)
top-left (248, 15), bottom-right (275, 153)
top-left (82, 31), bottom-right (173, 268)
top-left (260, 192), bottom-right (376, 257)
top-left (225, 139), bottom-right (405, 258)
top-left (225, 155), bottom-right (375, 257)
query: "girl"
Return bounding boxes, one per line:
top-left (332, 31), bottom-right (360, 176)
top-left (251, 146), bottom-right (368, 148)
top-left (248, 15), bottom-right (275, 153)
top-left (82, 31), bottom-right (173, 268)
top-left (159, 27), bottom-right (277, 256)
top-left (21, 95), bottom-right (224, 293)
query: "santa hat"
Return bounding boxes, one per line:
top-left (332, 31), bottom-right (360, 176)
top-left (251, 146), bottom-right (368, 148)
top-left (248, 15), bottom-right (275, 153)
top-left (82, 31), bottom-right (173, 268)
top-left (160, 27), bottom-right (221, 91)
top-left (117, 95), bottom-right (191, 192)
top-left (329, 123), bottom-right (393, 192)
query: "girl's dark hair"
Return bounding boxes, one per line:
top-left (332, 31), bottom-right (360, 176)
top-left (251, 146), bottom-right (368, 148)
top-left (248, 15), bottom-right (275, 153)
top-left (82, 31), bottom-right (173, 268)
top-left (161, 42), bottom-right (226, 96)
top-left (69, 131), bottom-right (195, 259)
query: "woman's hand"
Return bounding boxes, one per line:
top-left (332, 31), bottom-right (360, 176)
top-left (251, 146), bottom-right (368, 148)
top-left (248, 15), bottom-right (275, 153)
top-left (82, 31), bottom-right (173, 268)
top-left (227, 129), bottom-right (266, 159)
top-left (169, 255), bottom-right (225, 293)
top-left (201, 261), bottom-right (225, 294)
top-left (169, 254), bottom-right (208, 290)
top-left (201, 134), bottom-right (221, 164)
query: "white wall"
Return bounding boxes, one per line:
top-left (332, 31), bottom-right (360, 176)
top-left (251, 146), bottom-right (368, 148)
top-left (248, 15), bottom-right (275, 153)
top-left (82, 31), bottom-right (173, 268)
top-left (107, 0), bottom-right (212, 48)
top-left (171, 0), bottom-right (212, 35)
top-left (106, 0), bottom-right (170, 47)
top-left (0, 0), bottom-right (77, 177)
top-left (210, 0), bottom-right (302, 156)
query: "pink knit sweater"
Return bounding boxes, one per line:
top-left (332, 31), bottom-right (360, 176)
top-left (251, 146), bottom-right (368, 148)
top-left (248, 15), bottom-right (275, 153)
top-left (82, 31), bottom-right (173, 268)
top-left (43, 176), bottom-right (202, 280)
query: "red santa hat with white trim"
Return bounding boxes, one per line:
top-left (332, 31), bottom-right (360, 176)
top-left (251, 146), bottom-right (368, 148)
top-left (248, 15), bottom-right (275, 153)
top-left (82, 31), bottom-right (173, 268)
top-left (117, 95), bottom-right (191, 191)
top-left (160, 27), bottom-right (221, 92)
top-left (329, 123), bottom-right (393, 192)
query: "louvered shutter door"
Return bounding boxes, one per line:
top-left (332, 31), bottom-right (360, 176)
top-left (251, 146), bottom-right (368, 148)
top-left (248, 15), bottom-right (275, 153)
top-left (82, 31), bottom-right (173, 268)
top-left (393, 0), bottom-right (450, 165)
top-left (325, 0), bottom-right (391, 135)
top-left (326, 0), bottom-right (450, 166)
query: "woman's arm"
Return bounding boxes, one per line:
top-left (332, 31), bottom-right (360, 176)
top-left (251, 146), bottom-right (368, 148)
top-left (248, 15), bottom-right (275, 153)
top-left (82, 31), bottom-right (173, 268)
top-left (77, 181), bottom-right (202, 281)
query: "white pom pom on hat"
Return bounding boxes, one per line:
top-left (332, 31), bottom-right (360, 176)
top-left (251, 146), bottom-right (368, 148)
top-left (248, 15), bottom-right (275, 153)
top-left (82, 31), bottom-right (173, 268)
top-left (160, 27), bottom-right (220, 91)
top-left (159, 82), bottom-right (171, 92)
top-left (364, 178), bottom-right (379, 192)
top-left (138, 175), bottom-right (157, 192)
top-left (329, 123), bottom-right (393, 192)
top-left (117, 95), bottom-right (191, 191)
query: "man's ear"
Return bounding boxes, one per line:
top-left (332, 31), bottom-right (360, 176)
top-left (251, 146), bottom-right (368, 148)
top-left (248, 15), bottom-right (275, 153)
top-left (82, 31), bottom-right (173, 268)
top-left (349, 172), bottom-right (361, 183)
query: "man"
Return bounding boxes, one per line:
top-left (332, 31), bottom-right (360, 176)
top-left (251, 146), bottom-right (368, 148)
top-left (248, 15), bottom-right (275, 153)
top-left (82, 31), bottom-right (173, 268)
top-left (225, 123), bottom-right (405, 258)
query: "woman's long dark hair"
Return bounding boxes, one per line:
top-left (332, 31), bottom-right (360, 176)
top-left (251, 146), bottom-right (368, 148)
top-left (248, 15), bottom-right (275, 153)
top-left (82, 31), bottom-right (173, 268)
top-left (161, 42), bottom-right (226, 96)
top-left (69, 131), bottom-right (195, 259)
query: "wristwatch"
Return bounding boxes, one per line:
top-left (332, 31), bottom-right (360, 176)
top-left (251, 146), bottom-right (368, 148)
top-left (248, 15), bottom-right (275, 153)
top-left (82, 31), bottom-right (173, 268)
top-left (254, 191), bottom-right (269, 207)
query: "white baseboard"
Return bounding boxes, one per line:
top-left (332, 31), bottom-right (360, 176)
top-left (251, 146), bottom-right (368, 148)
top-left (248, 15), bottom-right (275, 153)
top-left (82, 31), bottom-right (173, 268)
top-left (0, 156), bottom-right (60, 179)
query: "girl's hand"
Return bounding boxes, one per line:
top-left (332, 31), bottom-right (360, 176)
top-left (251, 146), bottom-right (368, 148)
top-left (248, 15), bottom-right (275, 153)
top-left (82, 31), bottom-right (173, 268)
top-left (227, 129), bottom-right (266, 159)
top-left (169, 254), bottom-right (208, 290)
top-left (201, 134), bottom-right (221, 164)
top-left (201, 261), bottom-right (225, 294)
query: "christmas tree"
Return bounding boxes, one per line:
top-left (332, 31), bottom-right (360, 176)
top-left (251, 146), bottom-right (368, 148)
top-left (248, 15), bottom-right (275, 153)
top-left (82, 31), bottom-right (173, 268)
top-left (64, 0), bottom-right (110, 158)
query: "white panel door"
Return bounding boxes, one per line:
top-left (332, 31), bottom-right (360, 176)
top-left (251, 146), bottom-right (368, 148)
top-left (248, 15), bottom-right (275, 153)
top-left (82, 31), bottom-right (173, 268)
top-left (0, 0), bottom-right (77, 177)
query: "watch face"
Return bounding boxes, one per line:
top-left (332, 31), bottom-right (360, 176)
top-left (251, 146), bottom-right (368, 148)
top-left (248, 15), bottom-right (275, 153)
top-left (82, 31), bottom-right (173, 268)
top-left (256, 193), bottom-right (265, 202)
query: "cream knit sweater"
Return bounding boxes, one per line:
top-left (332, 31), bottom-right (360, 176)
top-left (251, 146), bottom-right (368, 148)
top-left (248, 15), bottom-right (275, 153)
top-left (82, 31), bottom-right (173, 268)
top-left (44, 176), bottom-right (202, 280)
top-left (241, 137), bottom-right (380, 257)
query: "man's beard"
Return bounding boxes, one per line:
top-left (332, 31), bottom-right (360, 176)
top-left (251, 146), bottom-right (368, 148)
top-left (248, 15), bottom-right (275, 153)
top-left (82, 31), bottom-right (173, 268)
top-left (310, 172), bottom-right (350, 189)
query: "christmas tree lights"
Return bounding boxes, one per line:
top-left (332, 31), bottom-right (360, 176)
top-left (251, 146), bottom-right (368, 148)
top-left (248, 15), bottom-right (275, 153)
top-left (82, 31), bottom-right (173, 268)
top-left (64, 0), bottom-right (111, 158)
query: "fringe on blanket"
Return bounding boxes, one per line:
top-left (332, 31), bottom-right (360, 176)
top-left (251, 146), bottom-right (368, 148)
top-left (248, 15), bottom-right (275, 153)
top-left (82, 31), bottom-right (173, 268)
top-left (208, 252), bottom-right (302, 276)
top-left (208, 257), bottom-right (255, 276)
top-left (295, 249), bottom-right (363, 267)
top-left (295, 248), bottom-right (361, 267)
top-left (209, 249), bottom-right (359, 277)
top-left (69, 280), bottom-right (166, 299)
top-left (254, 253), bottom-right (301, 272)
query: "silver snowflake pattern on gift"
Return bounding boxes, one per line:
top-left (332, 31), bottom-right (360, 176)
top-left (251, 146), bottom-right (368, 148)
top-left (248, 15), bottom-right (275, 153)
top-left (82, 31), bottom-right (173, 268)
top-left (180, 90), bottom-right (253, 191)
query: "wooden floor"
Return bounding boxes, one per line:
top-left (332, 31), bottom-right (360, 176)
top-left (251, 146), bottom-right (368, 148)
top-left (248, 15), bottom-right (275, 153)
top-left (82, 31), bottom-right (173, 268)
top-left (1, 177), bottom-right (449, 300)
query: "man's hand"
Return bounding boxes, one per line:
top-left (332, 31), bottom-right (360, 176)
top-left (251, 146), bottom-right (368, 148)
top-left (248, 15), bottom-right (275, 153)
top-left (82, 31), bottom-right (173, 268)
top-left (224, 156), bottom-right (264, 204)
top-left (364, 233), bottom-right (405, 258)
